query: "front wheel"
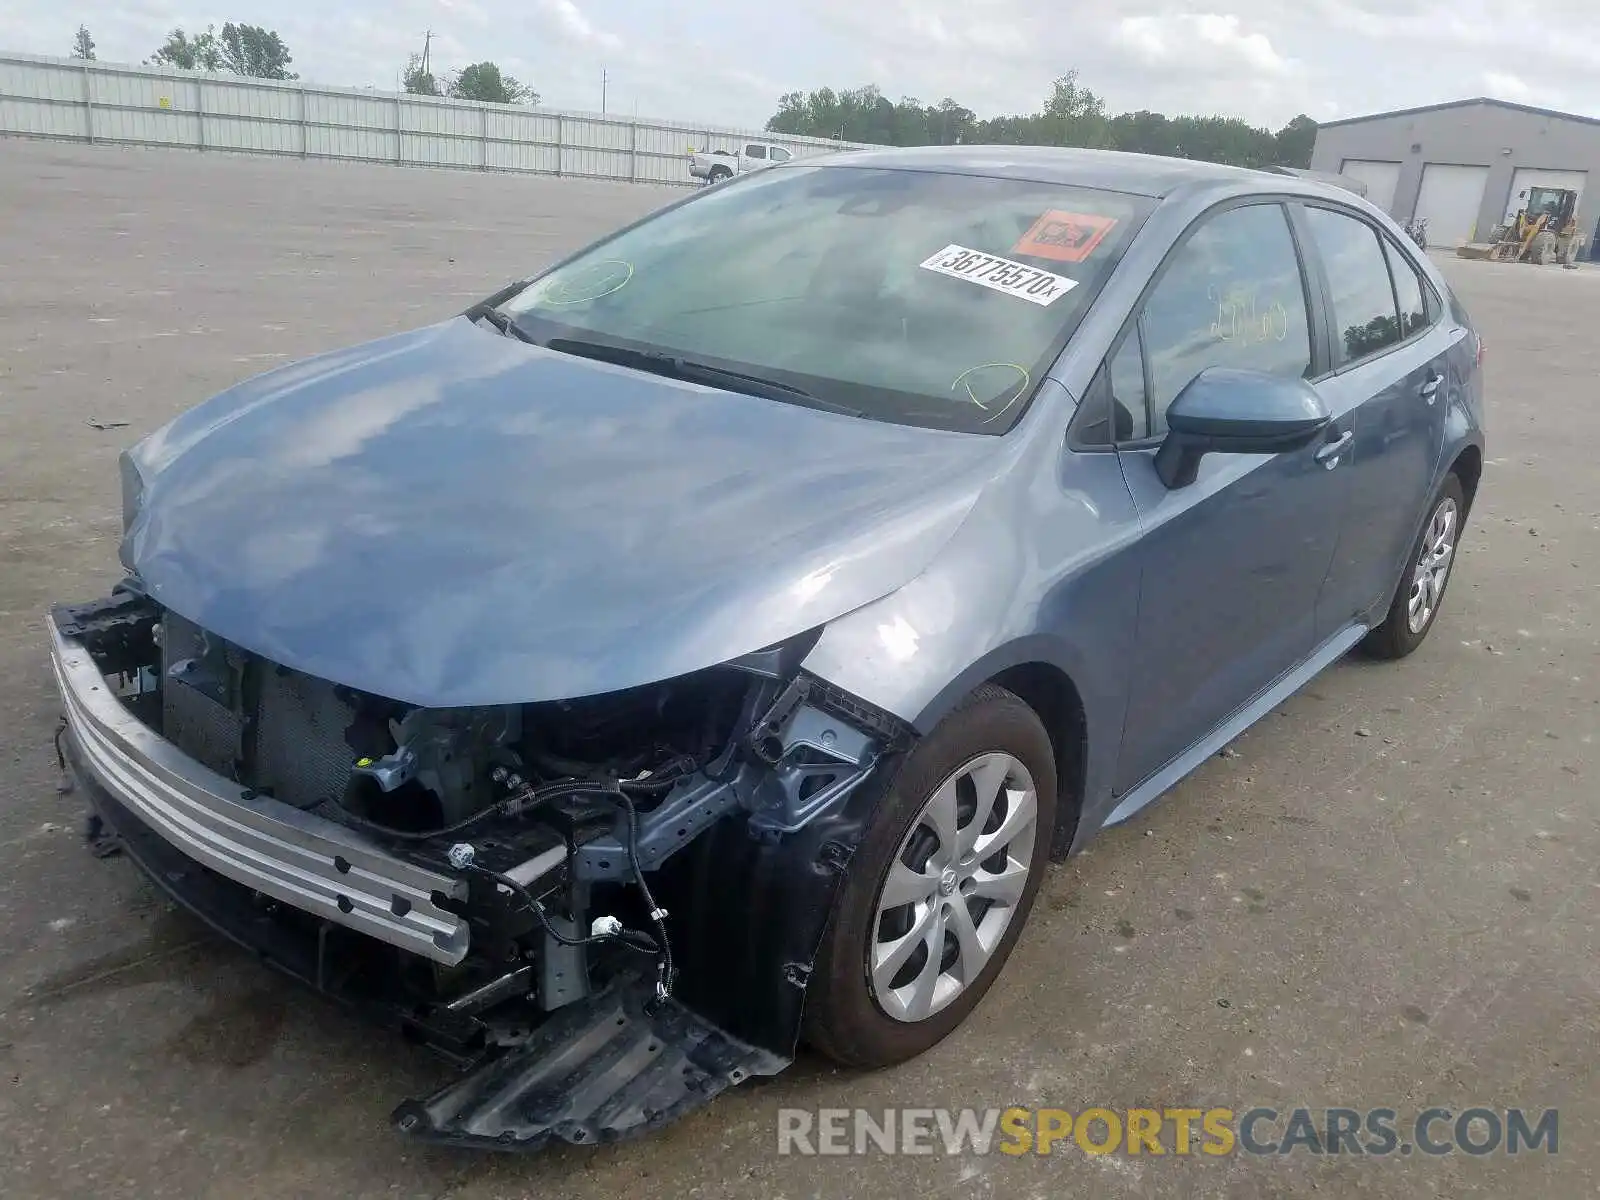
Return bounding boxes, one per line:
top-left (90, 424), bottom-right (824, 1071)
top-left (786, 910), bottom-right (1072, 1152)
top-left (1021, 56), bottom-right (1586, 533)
top-left (803, 684), bottom-right (1057, 1068)
top-left (1360, 473), bottom-right (1466, 659)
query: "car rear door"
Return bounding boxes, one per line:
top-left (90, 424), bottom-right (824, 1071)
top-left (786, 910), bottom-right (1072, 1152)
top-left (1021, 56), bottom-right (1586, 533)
top-left (1090, 200), bottom-right (1352, 795)
top-left (1292, 205), bottom-right (1455, 636)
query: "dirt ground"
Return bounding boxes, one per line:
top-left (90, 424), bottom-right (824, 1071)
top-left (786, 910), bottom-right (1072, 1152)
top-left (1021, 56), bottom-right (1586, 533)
top-left (1, 139), bottom-right (1596, 1198)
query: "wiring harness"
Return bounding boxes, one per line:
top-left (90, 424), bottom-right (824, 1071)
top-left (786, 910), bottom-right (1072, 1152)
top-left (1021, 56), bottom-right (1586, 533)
top-left (326, 771), bottom-right (683, 1003)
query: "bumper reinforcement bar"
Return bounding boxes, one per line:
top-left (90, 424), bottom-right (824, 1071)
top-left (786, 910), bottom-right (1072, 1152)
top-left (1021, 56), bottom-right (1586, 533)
top-left (48, 618), bottom-right (469, 965)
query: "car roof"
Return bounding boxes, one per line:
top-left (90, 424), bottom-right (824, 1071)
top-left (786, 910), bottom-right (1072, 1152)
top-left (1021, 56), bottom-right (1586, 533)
top-left (801, 144), bottom-right (1274, 198)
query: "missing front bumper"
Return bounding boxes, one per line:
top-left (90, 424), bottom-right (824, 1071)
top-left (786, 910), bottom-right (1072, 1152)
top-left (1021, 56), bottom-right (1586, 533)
top-left (71, 746), bottom-right (787, 1150)
top-left (48, 593), bottom-right (904, 1151)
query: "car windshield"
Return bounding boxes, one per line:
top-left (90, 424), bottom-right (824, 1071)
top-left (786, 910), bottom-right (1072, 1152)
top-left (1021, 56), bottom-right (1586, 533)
top-left (501, 165), bottom-right (1153, 433)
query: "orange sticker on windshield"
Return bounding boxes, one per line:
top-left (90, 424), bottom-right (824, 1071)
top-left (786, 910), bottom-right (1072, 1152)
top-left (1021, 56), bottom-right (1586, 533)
top-left (1013, 211), bottom-right (1119, 263)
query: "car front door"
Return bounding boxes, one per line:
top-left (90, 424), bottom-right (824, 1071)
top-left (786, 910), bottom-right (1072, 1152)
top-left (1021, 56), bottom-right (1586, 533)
top-left (1104, 201), bottom-right (1353, 795)
top-left (1296, 207), bottom-right (1456, 636)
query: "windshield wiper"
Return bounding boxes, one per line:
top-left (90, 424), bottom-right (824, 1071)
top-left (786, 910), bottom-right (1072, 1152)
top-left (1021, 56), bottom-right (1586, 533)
top-left (467, 302), bottom-right (539, 346)
top-left (542, 336), bottom-right (867, 418)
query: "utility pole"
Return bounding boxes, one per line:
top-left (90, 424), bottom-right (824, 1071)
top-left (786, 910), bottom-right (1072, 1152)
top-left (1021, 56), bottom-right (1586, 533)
top-left (602, 66), bottom-right (608, 114)
top-left (421, 29), bottom-right (432, 77)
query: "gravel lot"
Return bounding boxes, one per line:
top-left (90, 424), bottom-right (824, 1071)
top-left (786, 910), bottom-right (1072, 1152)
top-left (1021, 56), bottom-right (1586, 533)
top-left (1, 139), bottom-right (1596, 1199)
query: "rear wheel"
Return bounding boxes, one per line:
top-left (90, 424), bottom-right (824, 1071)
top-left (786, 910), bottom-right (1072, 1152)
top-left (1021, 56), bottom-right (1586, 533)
top-left (804, 684), bottom-right (1057, 1068)
top-left (1360, 473), bottom-right (1465, 659)
top-left (707, 166), bottom-right (732, 184)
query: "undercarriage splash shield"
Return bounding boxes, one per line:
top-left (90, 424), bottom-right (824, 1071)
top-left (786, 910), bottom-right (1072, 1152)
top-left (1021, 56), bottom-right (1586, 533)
top-left (392, 979), bottom-right (788, 1151)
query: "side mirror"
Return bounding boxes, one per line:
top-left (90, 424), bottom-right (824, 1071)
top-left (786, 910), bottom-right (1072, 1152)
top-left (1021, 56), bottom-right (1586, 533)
top-left (1154, 368), bottom-right (1330, 489)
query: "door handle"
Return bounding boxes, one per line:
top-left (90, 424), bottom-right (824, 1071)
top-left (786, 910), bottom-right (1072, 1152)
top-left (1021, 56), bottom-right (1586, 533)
top-left (1420, 373), bottom-right (1443, 404)
top-left (1315, 430), bottom-right (1354, 467)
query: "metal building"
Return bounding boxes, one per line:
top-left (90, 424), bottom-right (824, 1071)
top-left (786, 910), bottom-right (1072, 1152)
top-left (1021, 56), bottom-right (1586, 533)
top-left (1310, 97), bottom-right (1600, 248)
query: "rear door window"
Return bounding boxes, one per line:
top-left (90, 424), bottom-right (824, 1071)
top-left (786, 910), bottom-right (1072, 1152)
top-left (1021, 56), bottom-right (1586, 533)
top-left (745, 144), bottom-right (768, 160)
top-left (1302, 207), bottom-right (1403, 365)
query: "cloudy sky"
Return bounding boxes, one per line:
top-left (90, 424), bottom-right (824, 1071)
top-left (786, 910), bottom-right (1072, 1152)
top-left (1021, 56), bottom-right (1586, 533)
top-left (5, 0), bottom-right (1596, 132)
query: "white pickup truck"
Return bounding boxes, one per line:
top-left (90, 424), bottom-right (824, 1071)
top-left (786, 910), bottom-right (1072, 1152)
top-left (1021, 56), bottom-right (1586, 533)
top-left (686, 141), bottom-right (794, 184)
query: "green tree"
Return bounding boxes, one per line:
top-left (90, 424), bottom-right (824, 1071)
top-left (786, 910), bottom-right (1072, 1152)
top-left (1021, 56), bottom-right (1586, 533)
top-left (766, 85), bottom-right (973, 145)
top-left (1273, 114), bottom-right (1318, 169)
top-left (403, 53), bottom-right (441, 96)
top-left (932, 98), bottom-right (977, 145)
top-left (448, 62), bottom-right (536, 105)
top-left (1108, 110), bottom-right (1177, 157)
top-left (71, 25), bottom-right (95, 60)
top-left (1039, 70), bottom-right (1112, 147)
top-left (767, 91), bottom-right (808, 135)
top-left (150, 26), bottom-right (222, 72)
top-left (1164, 115), bottom-right (1279, 167)
top-left (763, 74), bottom-right (1318, 171)
top-left (219, 22), bottom-right (297, 79)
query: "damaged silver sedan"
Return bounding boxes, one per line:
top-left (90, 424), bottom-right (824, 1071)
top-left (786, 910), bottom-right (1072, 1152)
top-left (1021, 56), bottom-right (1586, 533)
top-left (49, 147), bottom-right (1483, 1150)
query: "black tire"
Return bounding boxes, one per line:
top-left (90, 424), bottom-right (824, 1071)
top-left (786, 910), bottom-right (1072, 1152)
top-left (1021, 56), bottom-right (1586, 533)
top-left (803, 684), bottom-right (1057, 1068)
top-left (1360, 473), bottom-right (1467, 660)
top-left (708, 167), bottom-right (732, 184)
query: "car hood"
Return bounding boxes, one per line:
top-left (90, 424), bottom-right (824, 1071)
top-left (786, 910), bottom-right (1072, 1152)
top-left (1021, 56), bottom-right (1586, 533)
top-left (123, 318), bottom-right (1003, 706)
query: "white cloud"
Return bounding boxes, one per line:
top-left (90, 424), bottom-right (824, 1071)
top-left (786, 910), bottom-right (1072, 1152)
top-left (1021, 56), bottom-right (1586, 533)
top-left (798, 1), bottom-right (1318, 124)
top-left (1113, 14), bottom-right (1290, 77)
top-left (538, 0), bottom-right (623, 51)
top-left (905, 11), bottom-right (955, 46)
top-left (1483, 71), bottom-right (1532, 102)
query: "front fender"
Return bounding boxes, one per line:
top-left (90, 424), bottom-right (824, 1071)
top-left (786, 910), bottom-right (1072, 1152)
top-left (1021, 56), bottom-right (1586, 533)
top-left (801, 438), bottom-right (1145, 856)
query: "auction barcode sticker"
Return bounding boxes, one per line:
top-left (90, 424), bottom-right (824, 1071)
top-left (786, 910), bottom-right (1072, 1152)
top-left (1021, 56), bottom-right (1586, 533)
top-left (918, 244), bottom-right (1078, 306)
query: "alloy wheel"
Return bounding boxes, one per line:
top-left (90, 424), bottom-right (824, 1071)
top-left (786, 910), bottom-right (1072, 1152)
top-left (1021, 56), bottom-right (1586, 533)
top-left (869, 752), bottom-right (1039, 1023)
top-left (1407, 496), bottom-right (1458, 634)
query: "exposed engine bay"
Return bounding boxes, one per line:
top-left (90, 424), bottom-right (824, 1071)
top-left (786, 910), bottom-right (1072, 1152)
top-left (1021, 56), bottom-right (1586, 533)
top-left (52, 583), bottom-right (913, 1150)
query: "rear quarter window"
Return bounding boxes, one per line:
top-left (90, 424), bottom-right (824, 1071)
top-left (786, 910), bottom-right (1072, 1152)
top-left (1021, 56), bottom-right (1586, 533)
top-left (1382, 237), bottom-right (1429, 337)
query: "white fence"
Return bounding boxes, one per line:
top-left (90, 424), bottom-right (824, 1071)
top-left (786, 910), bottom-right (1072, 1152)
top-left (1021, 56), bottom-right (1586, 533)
top-left (0, 51), bottom-right (870, 186)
